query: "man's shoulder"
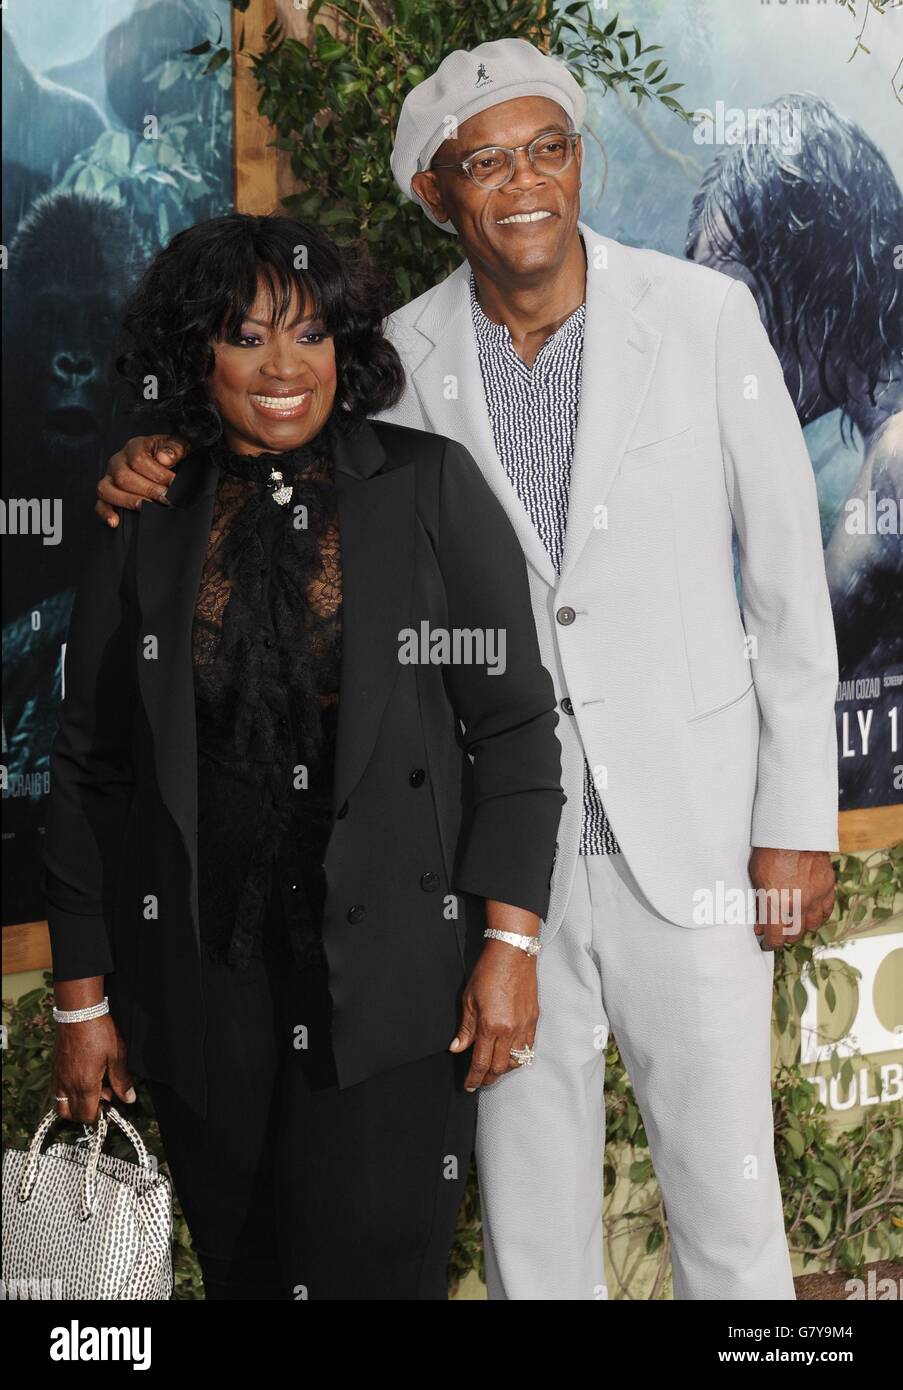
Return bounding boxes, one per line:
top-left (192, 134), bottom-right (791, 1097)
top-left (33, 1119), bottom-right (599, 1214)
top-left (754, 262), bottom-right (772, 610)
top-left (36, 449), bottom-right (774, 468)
top-left (389, 257), bottom-right (468, 319)
top-left (385, 257), bottom-right (471, 355)
top-left (583, 224), bottom-right (737, 320)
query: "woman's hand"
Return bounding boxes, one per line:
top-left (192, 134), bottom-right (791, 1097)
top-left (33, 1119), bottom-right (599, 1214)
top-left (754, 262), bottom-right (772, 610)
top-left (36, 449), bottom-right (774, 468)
top-left (95, 435), bottom-right (189, 527)
top-left (451, 904), bottom-right (541, 1091)
top-left (52, 1013), bottom-right (136, 1126)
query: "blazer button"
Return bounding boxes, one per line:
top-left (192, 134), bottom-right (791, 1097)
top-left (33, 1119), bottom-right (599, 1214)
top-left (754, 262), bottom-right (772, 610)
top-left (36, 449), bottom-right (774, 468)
top-left (347, 904), bottom-right (366, 924)
top-left (336, 801), bottom-right (349, 819)
top-left (408, 768), bottom-right (426, 788)
top-left (556, 606), bottom-right (576, 625)
top-left (420, 871), bottom-right (440, 892)
top-left (560, 697), bottom-right (574, 714)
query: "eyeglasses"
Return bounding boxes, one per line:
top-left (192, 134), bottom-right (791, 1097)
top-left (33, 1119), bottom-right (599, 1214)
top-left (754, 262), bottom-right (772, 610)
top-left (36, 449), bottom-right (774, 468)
top-left (430, 131), bottom-right (581, 190)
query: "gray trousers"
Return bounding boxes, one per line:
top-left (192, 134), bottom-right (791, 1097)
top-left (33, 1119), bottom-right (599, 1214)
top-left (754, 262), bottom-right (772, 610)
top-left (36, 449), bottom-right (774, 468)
top-left (476, 850), bottom-right (796, 1300)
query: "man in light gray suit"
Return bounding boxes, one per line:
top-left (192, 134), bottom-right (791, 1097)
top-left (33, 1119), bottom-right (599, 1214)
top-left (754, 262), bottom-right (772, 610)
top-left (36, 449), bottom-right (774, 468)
top-left (383, 38), bottom-right (838, 1302)
top-left (98, 39), bottom-right (839, 1300)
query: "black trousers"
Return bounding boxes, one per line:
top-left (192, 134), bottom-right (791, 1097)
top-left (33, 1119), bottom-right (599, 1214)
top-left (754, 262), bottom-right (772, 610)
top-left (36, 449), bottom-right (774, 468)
top-left (144, 930), bottom-right (477, 1301)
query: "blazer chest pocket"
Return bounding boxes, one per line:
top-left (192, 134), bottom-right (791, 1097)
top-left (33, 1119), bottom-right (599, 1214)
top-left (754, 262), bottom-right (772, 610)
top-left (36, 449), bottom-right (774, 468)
top-left (620, 425), bottom-right (697, 473)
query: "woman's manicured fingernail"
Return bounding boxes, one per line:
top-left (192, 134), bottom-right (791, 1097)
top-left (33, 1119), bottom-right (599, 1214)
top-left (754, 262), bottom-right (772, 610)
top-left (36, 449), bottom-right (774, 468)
top-left (125, 1087), bottom-right (137, 1103)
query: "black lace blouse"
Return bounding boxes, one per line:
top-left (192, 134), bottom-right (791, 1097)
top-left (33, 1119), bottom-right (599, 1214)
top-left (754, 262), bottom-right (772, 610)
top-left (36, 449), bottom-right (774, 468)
top-left (192, 421), bottom-right (342, 972)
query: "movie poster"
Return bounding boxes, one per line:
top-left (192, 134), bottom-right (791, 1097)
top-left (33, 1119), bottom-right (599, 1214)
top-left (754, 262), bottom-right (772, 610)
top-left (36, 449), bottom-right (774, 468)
top-left (2, 0), bottom-right (233, 926)
top-left (570, 0), bottom-right (902, 814)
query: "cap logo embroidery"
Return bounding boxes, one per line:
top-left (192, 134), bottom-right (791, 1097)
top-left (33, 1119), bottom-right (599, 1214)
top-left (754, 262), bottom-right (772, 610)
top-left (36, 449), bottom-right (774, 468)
top-left (475, 63), bottom-right (491, 88)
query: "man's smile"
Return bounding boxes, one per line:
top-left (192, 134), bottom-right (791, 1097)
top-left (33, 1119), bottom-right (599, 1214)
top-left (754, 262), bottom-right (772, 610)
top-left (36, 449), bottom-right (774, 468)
top-left (495, 209), bottom-right (556, 226)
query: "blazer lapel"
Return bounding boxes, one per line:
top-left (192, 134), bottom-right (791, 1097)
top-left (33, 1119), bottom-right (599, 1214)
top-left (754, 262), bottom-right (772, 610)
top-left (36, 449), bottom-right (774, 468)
top-left (558, 225), bottom-right (661, 586)
top-left (136, 451), bottom-right (219, 865)
top-left (332, 422), bottom-right (416, 813)
top-left (409, 263), bottom-right (558, 589)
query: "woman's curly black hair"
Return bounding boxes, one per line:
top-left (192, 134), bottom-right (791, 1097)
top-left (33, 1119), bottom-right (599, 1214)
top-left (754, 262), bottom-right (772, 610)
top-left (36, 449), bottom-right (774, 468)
top-left (117, 213), bottom-right (405, 444)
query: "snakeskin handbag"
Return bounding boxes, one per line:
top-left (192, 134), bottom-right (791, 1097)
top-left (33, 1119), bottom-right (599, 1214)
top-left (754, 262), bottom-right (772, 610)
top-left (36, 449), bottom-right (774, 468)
top-left (2, 1102), bottom-right (173, 1300)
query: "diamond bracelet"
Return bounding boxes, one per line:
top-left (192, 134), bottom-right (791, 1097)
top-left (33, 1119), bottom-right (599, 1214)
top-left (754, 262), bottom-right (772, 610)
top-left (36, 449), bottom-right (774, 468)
top-left (52, 997), bottom-right (110, 1023)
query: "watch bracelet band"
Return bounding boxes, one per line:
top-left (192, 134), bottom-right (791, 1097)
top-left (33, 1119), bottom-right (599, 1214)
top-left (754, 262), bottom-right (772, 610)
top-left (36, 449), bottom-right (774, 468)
top-left (483, 928), bottom-right (542, 956)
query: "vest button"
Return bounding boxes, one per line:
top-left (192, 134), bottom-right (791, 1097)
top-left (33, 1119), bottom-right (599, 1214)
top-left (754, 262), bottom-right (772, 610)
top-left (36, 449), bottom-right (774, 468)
top-left (347, 904), bottom-right (366, 924)
top-left (336, 801), bottom-right (349, 819)
top-left (409, 768), bottom-right (426, 788)
top-left (419, 871), bottom-right (440, 892)
top-left (560, 697), bottom-right (574, 714)
top-left (556, 606), bottom-right (576, 625)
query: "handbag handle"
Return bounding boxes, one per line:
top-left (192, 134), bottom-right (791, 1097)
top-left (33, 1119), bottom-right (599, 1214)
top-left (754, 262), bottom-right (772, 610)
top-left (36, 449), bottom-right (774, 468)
top-left (16, 1102), bottom-right (153, 1220)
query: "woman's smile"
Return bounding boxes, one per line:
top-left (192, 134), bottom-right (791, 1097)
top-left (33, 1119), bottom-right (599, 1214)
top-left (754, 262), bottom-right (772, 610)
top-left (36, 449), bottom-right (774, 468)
top-left (249, 388), bottom-right (314, 419)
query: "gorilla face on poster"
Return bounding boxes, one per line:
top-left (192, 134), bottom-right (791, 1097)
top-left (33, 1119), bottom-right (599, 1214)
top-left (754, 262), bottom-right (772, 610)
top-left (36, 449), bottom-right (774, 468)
top-left (685, 94), bottom-right (903, 808)
top-left (1, 0), bottom-right (231, 926)
top-left (2, 190), bottom-right (141, 620)
top-left (1, 191), bottom-right (143, 924)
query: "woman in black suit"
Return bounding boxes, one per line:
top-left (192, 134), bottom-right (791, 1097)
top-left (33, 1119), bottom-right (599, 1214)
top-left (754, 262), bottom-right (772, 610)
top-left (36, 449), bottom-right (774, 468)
top-left (43, 214), bottom-right (564, 1300)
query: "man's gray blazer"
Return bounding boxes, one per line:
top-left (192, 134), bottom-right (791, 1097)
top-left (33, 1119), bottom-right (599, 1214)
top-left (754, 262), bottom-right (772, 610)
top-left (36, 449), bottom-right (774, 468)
top-left (374, 221), bottom-right (839, 941)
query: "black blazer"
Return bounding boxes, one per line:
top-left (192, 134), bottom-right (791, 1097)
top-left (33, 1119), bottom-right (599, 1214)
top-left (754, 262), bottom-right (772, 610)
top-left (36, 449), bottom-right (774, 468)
top-left (42, 419), bottom-right (565, 1116)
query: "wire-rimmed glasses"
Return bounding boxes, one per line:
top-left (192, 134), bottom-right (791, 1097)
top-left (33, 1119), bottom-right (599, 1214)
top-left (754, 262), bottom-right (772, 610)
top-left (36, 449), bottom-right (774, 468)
top-left (430, 131), bottom-right (581, 190)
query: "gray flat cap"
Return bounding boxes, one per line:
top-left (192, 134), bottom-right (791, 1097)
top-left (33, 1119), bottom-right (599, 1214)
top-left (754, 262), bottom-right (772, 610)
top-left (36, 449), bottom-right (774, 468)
top-left (390, 38), bottom-right (586, 234)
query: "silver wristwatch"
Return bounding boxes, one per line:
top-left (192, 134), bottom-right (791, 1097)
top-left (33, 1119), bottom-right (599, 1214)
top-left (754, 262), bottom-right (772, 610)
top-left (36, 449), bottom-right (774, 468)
top-left (483, 928), bottom-right (541, 957)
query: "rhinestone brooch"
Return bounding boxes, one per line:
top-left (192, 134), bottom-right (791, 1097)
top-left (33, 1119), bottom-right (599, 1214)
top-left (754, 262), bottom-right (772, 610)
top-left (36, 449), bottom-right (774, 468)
top-left (268, 470), bottom-right (294, 506)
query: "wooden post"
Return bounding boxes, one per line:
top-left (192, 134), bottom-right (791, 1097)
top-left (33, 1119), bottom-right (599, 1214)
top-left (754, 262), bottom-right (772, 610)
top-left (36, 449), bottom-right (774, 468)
top-left (231, 0), bottom-right (312, 213)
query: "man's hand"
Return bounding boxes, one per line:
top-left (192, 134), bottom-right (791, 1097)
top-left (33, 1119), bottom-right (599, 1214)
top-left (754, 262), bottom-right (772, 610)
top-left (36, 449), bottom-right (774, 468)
top-left (749, 847), bottom-right (836, 949)
top-left (451, 903), bottom-right (541, 1091)
top-left (95, 434), bottom-right (189, 527)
